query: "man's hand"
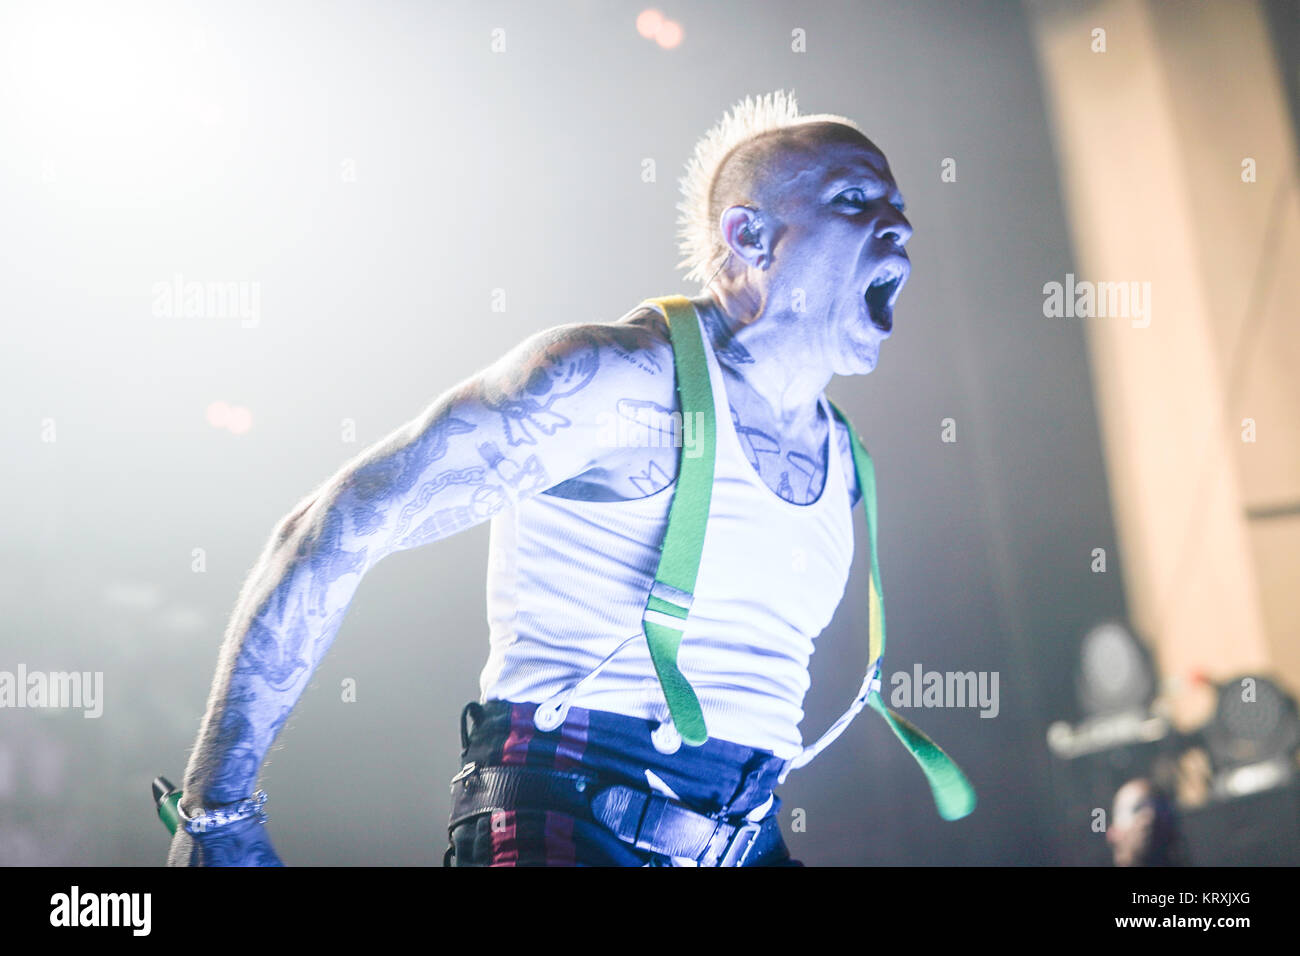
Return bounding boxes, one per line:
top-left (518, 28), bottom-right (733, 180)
top-left (166, 816), bottom-right (283, 867)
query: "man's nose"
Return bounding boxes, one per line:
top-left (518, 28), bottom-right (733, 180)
top-left (876, 212), bottom-right (912, 247)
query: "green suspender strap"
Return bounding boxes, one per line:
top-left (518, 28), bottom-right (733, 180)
top-left (639, 295), bottom-right (976, 821)
top-left (637, 296), bottom-right (717, 747)
top-left (814, 401), bottom-right (976, 821)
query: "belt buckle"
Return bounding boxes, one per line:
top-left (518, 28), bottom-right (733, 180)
top-left (716, 819), bottom-right (763, 868)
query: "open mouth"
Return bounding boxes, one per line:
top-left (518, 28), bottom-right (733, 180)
top-left (863, 261), bottom-right (908, 332)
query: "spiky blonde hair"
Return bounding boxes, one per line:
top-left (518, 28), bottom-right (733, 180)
top-left (675, 89), bottom-right (865, 285)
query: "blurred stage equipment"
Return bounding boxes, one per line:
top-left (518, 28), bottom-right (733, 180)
top-left (1198, 674), bottom-right (1300, 799)
top-left (1047, 621), bottom-right (1174, 864)
top-left (1048, 621), bottom-right (1300, 864)
top-left (1048, 620), bottom-right (1169, 760)
top-left (1175, 674), bottom-right (1300, 864)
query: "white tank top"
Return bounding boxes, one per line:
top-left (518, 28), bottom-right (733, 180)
top-left (478, 302), bottom-right (855, 759)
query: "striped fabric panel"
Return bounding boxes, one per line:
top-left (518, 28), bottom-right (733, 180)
top-left (543, 811), bottom-right (577, 866)
top-left (488, 811), bottom-right (518, 866)
top-left (481, 810), bottom-right (584, 867)
top-left (501, 701), bottom-right (590, 769)
top-left (552, 705), bottom-right (589, 771)
top-left (500, 704), bottom-right (535, 766)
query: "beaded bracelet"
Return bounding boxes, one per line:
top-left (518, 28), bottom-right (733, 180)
top-left (178, 790), bottom-right (269, 836)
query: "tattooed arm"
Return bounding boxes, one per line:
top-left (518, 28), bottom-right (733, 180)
top-left (169, 319), bottom-right (672, 865)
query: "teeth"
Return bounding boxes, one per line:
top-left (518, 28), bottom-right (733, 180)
top-left (869, 264), bottom-right (902, 287)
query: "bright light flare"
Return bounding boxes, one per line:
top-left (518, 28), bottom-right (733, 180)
top-left (637, 9), bottom-right (682, 48)
top-left (636, 9), bottom-right (664, 39)
top-left (207, 401), bottom-right (252, 435)
top-left (655, 19), bottom-right (683, 49)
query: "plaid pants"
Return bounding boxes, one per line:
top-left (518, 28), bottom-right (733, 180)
top-left (444, 700), bottom-right (804, 866)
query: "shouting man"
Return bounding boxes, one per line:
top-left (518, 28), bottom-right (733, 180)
top-left (168, 90), bottom-right (965, 868)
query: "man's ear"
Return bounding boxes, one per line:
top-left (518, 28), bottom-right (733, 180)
top-left (718, 205), bottom-right (767, 269)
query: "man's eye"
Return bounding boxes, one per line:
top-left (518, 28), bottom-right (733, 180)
top-left (837, 188), bottom-right (906, 215)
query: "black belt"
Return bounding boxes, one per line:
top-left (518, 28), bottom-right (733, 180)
top-left (447, 762), bottom-right (776, 867)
